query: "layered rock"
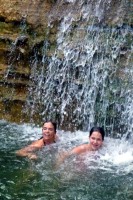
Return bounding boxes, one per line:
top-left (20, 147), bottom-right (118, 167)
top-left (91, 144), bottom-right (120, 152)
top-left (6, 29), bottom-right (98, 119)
top-left (0, 0), bottom-right (57, 123)
top-left (0, 0), bottom-right (133, 130)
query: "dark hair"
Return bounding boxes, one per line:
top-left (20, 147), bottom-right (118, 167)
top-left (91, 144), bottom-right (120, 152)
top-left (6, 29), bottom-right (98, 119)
top-left (43, 121), bottom-right (57, 133)
top-left (89, 127), bottom-right (105, 141)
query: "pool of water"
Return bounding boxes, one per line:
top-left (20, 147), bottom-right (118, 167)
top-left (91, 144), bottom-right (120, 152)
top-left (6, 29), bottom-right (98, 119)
top-left (0, 120), bottom-right (133, 200)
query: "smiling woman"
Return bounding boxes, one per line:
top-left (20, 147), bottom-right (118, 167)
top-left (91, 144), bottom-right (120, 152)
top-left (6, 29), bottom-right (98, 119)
top-left (42, 121), bottom-right (57, 144)
top-left (57, 127), bottom-right (105, 166)
top-left (69, 127), bottom-right (104, 155)
top-left (16, 121), bottom-right (57, 159)
top-left (69, 126), bottom-right (105, 155)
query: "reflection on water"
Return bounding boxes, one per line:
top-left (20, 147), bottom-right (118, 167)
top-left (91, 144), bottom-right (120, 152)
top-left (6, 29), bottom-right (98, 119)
top-left (0, 120), bottom-right (133, 200)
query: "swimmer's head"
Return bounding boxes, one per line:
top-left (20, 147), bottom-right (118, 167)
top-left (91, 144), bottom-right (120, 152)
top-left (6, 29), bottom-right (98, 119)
top-left (89, 127), bottom-right (105, 141)
top-left (42, 121), bottom-right (57, 133)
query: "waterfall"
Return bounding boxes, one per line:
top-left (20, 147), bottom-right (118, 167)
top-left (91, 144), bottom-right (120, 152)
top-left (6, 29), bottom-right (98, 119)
top-left (24, 0), bottom-right (132, 134)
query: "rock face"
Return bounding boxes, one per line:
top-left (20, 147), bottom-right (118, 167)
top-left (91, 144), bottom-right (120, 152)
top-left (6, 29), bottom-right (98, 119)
top-left (0, 0), bottom-right (133, 130)
top-left (0, 0), bottom-right (57, 123)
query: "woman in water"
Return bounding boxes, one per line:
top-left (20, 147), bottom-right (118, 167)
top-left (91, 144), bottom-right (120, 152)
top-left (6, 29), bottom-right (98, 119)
top-left (16, 121), bottom-right (57, 159)
top-left (57, 126), bottom-right (105, 165)
top-left (70, 126), bottom-right (105, 154)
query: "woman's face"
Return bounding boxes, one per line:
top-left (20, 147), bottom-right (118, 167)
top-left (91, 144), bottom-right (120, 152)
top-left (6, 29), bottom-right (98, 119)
top-left (89, 131), bottom-right (103, 151)
top-left (42, 122), bottom-right (56, 143)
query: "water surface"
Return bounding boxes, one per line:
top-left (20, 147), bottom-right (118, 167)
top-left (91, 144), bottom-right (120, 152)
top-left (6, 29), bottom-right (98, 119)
top-left (0, 120), bottom-right (133, 200)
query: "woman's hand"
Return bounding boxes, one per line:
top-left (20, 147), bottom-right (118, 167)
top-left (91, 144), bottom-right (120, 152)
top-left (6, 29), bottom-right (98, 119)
top-left (27, 153), bottom-right (38, 160)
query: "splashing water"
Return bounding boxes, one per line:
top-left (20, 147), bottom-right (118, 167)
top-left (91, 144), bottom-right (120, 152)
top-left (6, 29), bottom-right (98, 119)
top-left (1, 120), bottom-right (133, 199)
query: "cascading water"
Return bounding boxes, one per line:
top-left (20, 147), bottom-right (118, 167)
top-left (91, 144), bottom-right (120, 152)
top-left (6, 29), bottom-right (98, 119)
top-left (25, 0), bottom-right (133, 134)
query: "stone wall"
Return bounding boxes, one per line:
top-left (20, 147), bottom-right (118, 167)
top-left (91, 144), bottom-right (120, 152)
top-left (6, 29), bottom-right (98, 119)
top-left (0, 0), bottom-right (133, 129)
top-left (0, 0), bottom-right (57, 123)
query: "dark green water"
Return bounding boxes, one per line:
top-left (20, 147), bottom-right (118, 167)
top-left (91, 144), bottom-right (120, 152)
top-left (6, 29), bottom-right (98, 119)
top-left (0, 120), bottom-right (133, 200)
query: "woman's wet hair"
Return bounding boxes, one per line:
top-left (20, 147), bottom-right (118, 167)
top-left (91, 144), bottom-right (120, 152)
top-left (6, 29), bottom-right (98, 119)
top-left (89, 127), bottom-right (105, 140)
top-left (43, 121), bottom-right (57, 133)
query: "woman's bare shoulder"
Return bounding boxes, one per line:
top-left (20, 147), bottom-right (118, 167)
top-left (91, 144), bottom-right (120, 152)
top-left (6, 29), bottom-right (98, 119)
top-left (71, 144), bottom-right (89, 154)
top-left (30, 138), bottom-right (44, 147)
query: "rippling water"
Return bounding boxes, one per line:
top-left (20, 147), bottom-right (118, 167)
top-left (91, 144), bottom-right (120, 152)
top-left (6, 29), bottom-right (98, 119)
top-left (0, 120), bottom-right (133, 200)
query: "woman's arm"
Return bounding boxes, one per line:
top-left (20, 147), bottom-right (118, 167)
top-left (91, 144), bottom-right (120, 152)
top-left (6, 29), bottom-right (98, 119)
top-left (56, 144), bottom-right (87, 167)
top-left (16, 139), bottom-right (43, 159)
